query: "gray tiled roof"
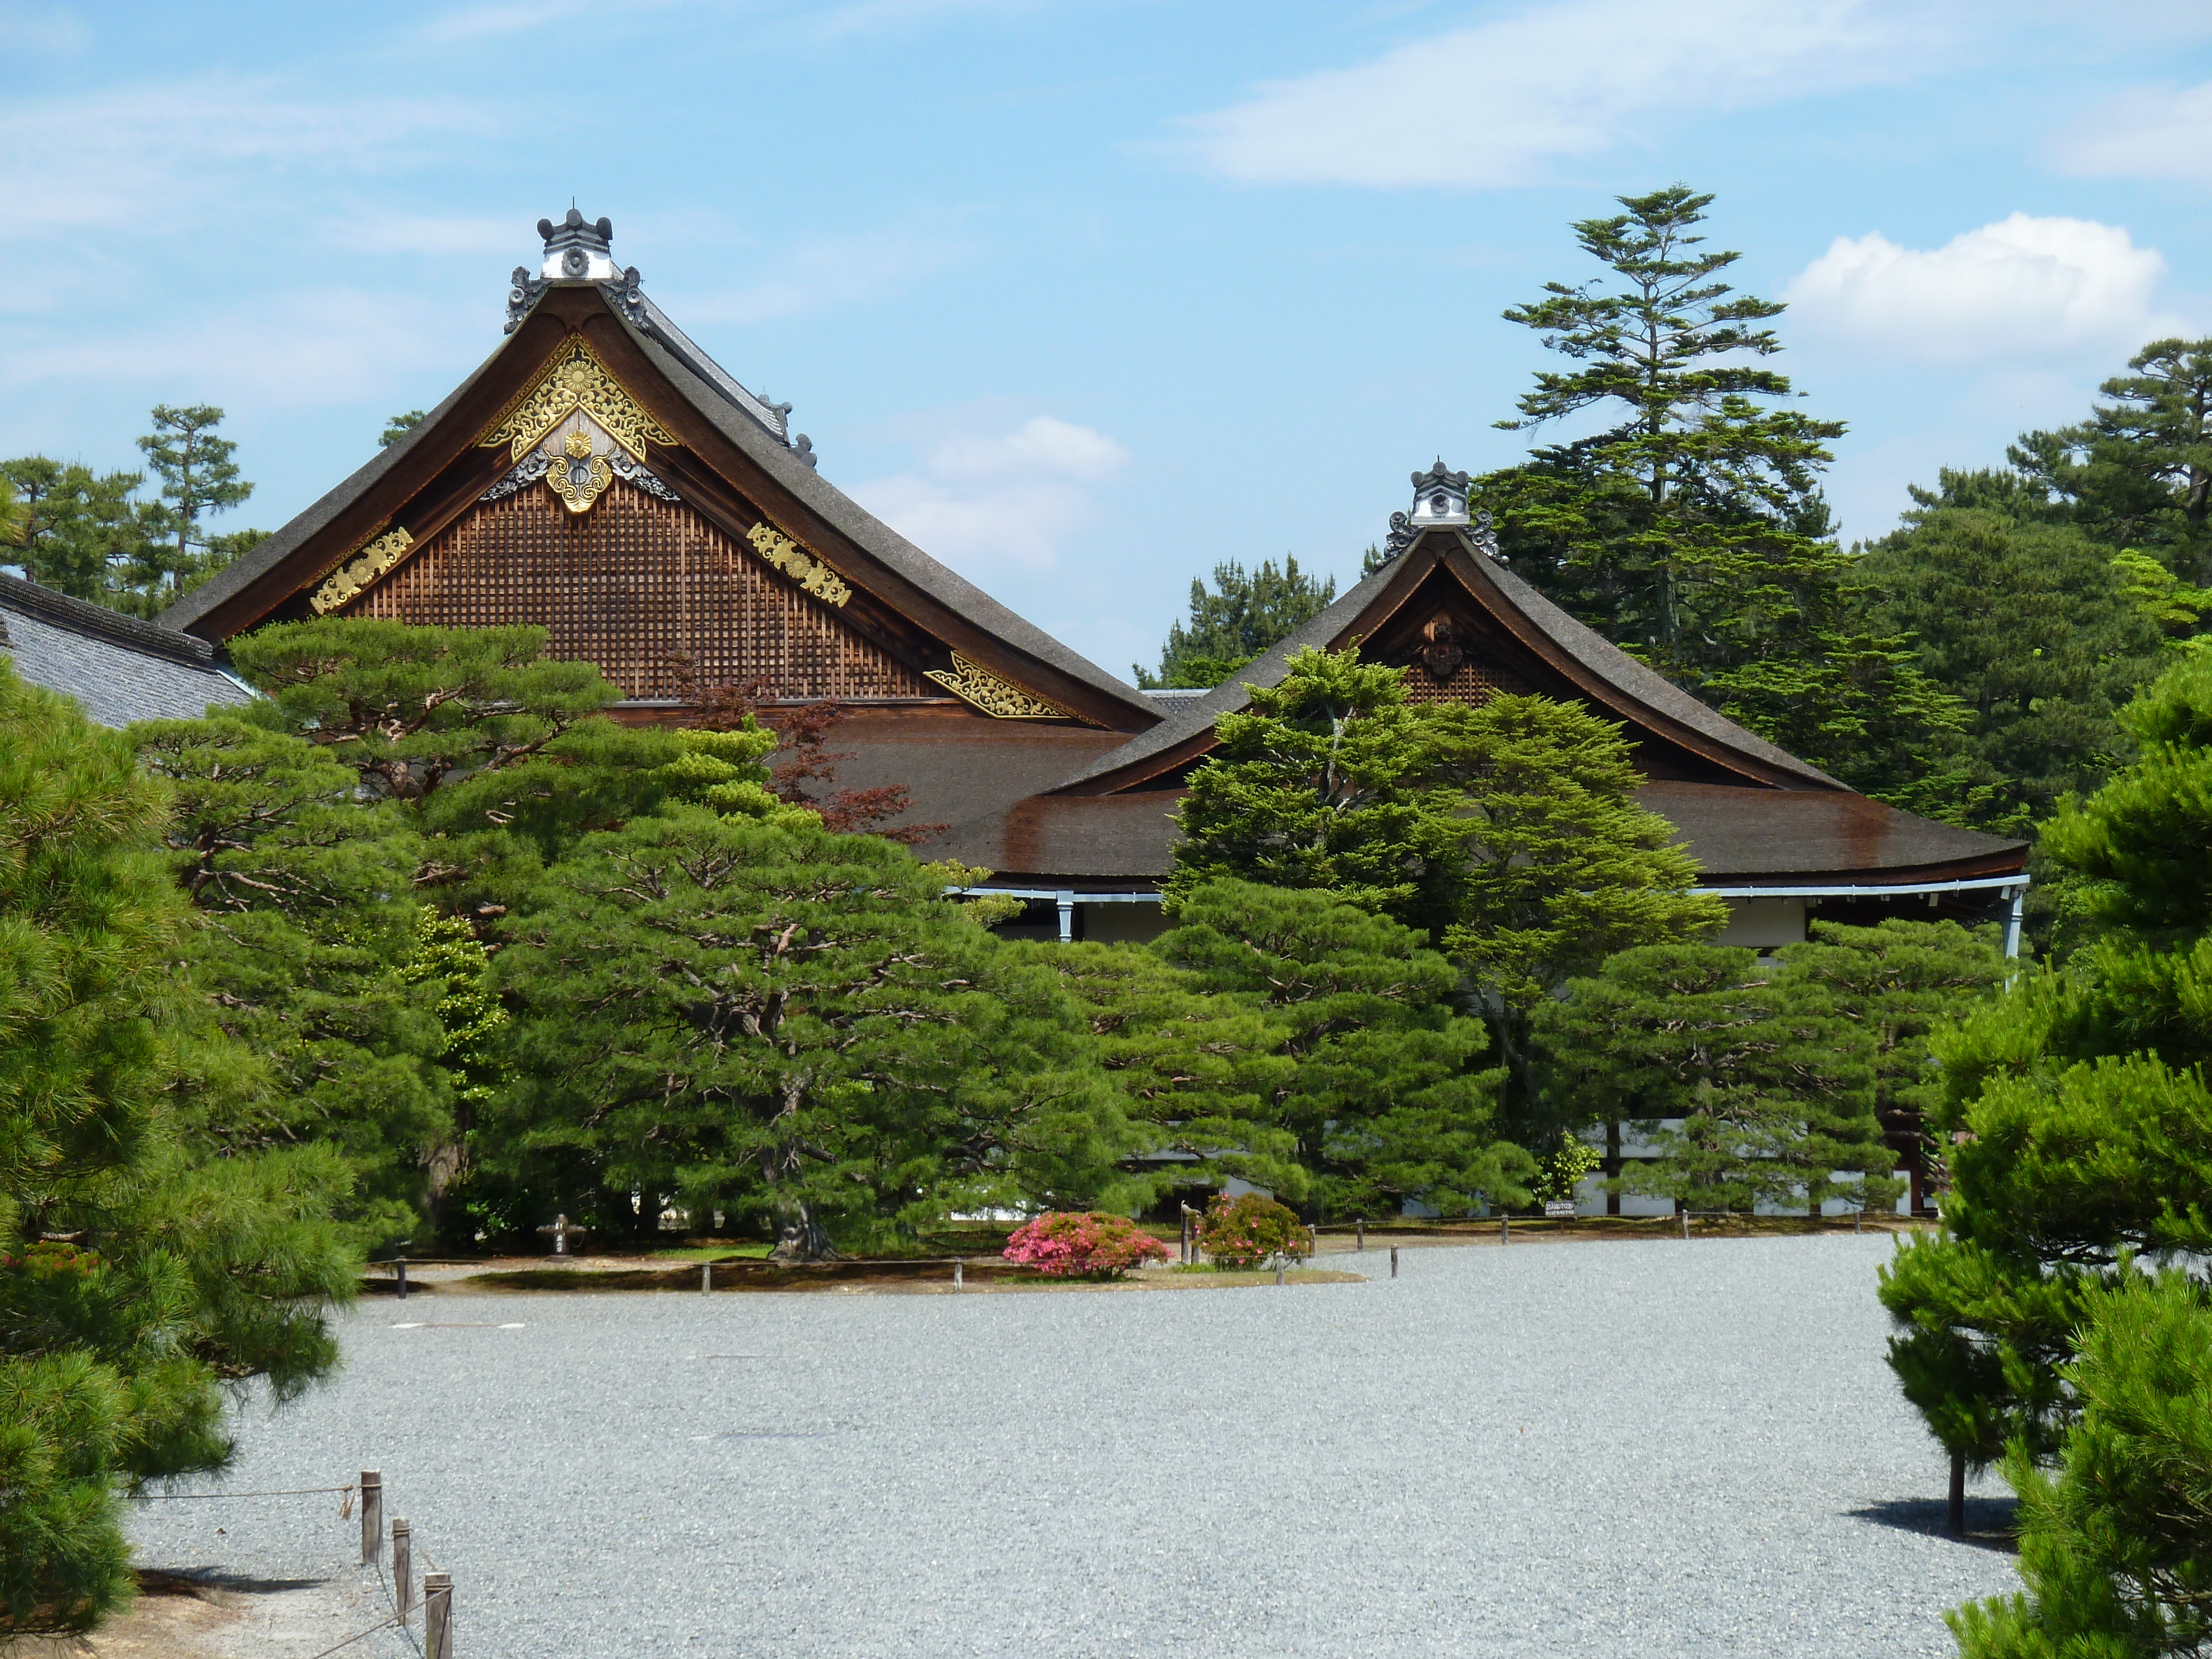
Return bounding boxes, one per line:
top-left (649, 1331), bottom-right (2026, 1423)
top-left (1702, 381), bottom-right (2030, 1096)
top-left (0, 574), bottom-right (253, 727)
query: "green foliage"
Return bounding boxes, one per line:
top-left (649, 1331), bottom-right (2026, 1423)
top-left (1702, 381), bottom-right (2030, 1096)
top-left (1169, 646), bottom-right (1467, 931)
top-left (2010, 336), bottom-right (2212, 582)
top-left (1196, 1191), bottom-right (1312, 1269)
top-left (379, 410), bottom-right (428, 449)
top-left (1949, 1271), bottom-right (2212, 1659)
top-left (1011, 941), bottom-right (1305, 1202)
top-left (1538, 944), bottom-right (1893, 1214)
top-left (1159, 879), bottom-right (1531, 1220)
top-left (1426, 692), bottom-right (1726, 1102)
top-left (131, 714), bottom-right (444, 1245)
top-left (2111, 549), bottom-right (2212, 649)
top-left (132, 404), bottom-right (256, 608)
top-left (1774, 919), bottom-right (2006, 1180)
top-left (1881, 655), bottom-right (2212, 1551)
top-left (0, 458), bottom-right (146, 603)
top-left (490, 808), bottom-right (1140, 1258)
top-left (1135, 556), bottom-right (1335, 690)
top-left (0, 663), bottom-right (351, 1637)
top-left (1531, 1138), bottom-right (1601, 1206)
top-left (1474, 185), bottom-right (1964, 806)
top-left (1855, 505), bottom-right (2166, 832)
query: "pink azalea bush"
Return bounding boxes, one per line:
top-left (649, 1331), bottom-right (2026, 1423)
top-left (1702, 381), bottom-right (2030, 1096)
top-left (1196, 1192), bottom-right (1312, 1270)
top-left (1002, 1211), bottom-right (1171, 1280)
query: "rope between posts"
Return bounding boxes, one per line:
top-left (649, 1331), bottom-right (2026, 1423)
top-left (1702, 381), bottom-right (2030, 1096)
top-left (129, 1484), bottom-right (356, 1501)
top-left (300, 1613), bottom-right (403, 1659)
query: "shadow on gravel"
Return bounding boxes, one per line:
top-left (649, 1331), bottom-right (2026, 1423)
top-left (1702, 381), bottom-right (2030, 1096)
top-left (140, 1567), bottom-right (328, 1594)
top-left (1849, 1496), bottom-right (2020, 1552)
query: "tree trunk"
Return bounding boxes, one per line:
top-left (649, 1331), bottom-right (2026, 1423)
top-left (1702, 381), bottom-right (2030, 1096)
top-left (769, 1203), bottom-right (839, 1263)
top-left (1948, 1449), bottom-right (1966, 1537)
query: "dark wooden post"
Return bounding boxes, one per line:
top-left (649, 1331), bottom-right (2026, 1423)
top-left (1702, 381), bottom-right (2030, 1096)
top-left (424, 1571), bottom-right (453, 1659)
top-left (701, 1259), bottom-right (711, 1294)
top-left (392, 1518), bottom-right (412, 1617)
top-left (1390, 1247), bottom-right (1399, 1279)
top-left (1681, 1210), bottom-right (1691, 1241)
top-left (1948, 1451), bottom-right (1966, 1537)
top-left (359, 1471), bottom-right (382, 1566)
top-left (1500, 1215), bottom-right (1510, 1245)
top-left (395, 1255), bottom-right (407, 1301)
top-left (1356, 1219), bottom-right (1365, 1253)
top-left (1306, 1224), bottom-right (1317, 1261)
top-left (1605, 1120), bottom-right (1623, 1217)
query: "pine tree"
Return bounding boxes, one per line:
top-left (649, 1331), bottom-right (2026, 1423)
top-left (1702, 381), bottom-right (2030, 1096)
top-left (2012, 336), bottom-right (2212, 582)
top-left (1168, 646), bottom-right (1468, 932)
top-left (0, 458), bottom-right (149, 602)
top-left (0, 662), bottom-right (352, 1638)
top-left (1426, 693), bottom-right (1725, 1109)
top-left (491, 807), bottom-right (1139, 1258)
top-left (1134, 556), bottom-right (1336, 689)
top-left (1157, 879), bottom-right (1531, 1219)
top-left (133, 404), bottom-right (254, 607)
top-left (1948, 1271), bottom-right (2212, 1658)
top-left (1855, 505), bottom-right (2165, 831)
top-left (1880, 653), bottom-right (2212, 1532)
top-left (1013, 940), bottom-right (1305, 1202)
top-left (379, 410), bottom-right (428, 449)
top-left (1536, 944), bottom-right (1888, 1215)
top-left (1476, 185), bottom-right (1965, 805)
top-left (1771, 919), bottom-right (2006, 1186)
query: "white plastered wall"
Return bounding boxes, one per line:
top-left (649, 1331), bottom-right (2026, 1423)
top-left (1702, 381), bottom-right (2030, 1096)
top-left (1710, 896), bottom-right (1807, 948)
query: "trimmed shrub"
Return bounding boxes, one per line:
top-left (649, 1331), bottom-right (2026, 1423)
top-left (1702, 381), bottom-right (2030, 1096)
top-left (1002, 1212), bottom-right (1170, 1280)
top-left (1197, 1192), bottom-right (1312, 1270)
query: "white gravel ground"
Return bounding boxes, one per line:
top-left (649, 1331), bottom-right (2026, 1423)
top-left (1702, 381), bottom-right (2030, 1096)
top-left (127, 1235), bottom-right (2022, 1659)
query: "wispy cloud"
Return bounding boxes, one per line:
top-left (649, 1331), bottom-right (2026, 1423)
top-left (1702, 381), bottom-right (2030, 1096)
top-left (675, 224), bottom-right (972, 325)
top-left (1785, 213), bottom-right (2177, 362)
top-left (0, 3), bottom-right (90, 53)
top-left (0, 77), bottom-right (491, 236)
top-left (849, 415), bottom-right (1130, 572)
top-left (1175, 0), bottom-right (1939, 188)
top-left (2051, 80), bottom-right (2212, 185)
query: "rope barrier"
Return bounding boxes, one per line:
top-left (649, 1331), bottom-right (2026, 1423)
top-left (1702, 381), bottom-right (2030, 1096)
top-left (300, 1613), bottom-right (403, 1659)
top-left (129, 1484), bottom-right (356, 1501)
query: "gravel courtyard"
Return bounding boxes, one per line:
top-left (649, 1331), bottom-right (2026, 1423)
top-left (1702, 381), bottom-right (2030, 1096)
top-left (126, 1235), bottom-right (2021, 1659)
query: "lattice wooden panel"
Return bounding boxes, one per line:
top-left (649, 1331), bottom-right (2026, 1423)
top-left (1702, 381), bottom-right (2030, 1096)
top-left (1400, 660), bottom-right (1532, 705)
top-left (346, 481), bottom-right (932, 701)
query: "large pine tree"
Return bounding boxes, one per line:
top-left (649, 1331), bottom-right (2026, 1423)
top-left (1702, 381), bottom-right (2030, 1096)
top-left (1475, 185), bottom-right (1965, 807)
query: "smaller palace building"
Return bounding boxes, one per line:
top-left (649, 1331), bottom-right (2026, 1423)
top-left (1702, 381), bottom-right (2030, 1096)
top-left (163, 212), bottom-right (2029, 961)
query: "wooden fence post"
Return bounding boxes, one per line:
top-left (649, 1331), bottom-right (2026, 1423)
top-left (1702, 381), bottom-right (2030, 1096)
top-left (1390, 1247), bottom-right (1399, 1279)
top-left (1500, 1215), bottom-right (1510, 1244)
top-left (1356, 1219), bottom-right (1365, 1252)
top-left (395, 1255), bottom-right (407, 1302)
top-left (1275, 1255), bottom-right (1285, 1286)
top-left (953, 1259), bottom-right (963, 1292)
top-left (392, 1518), bottom-right (412, 1617)
top-left (701, 1259), bottom-right (711, 1294)
top-left (359, 1471), bottom-right (382, 1566)
top-left (424, 1571), bottom-right (452, 1659)
top-left (1682, 1211), bottom-right (1691, 1241)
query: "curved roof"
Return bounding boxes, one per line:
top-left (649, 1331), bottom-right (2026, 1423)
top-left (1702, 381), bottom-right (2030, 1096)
top-left (3, 573), bottom-right (253, 726)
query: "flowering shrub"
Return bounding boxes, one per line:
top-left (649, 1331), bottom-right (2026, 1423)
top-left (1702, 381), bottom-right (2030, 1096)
top-left (1196, 1192), bottom-right (1312, 1270)
top-left (1002, 1212), bottom-right (1171, 1280)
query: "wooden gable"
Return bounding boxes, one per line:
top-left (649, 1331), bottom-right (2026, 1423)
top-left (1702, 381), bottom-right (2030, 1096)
top-left (165, 278), bottom-right (1158, 734)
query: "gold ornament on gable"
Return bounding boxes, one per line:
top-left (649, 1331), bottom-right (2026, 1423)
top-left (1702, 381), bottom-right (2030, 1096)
top-left (476, 334), bottom-right (676, 465)
top-left (925, 652), bottom-right (1074, 720)
top-left (745, 520), bottom-right (852, 608)
top-left (310, 524), bottom-right (415, 614)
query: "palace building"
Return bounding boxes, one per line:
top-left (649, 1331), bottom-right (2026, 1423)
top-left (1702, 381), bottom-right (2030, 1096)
top-left (163, 211), bottom-right (2029, 955)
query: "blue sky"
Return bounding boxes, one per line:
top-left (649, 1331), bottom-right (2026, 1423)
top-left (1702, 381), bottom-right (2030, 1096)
top-left (6, 1), bottom-right (2211, 680)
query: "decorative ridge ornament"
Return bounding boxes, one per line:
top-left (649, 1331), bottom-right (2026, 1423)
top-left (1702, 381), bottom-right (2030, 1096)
top-left (925, 653), bottom-right (1076, 721)
top-left (1470, 508), bottom-right (1505, 564)
top-left (310, 524), bottom-right (415, 613)
top-left (476, 334), bottom-right (677, 466)
top-left (745, 520), bottom-right (852, 607)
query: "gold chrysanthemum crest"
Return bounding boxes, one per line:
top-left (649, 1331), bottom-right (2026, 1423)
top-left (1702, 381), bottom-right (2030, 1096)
top-left (477, 334), bottom-right (676, 465)
top-left (745, 520), bottom-right (852, 608)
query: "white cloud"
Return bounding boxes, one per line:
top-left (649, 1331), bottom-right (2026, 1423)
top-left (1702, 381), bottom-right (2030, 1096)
top-left (676, 226), bottom-right (971, 325)
top-left (1176, 0), bottom-right (1936, 187)
top-left (1785, 214), bottom-right (2172, 361)
top-left (2052, 81), bottom-right (2212, 185)
top-left (0, 77), bottom-right (489, 236)
top-left (0, 4), bottom-right (90, 52)
top-left (849, 416), bottom-right (1130, 572)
